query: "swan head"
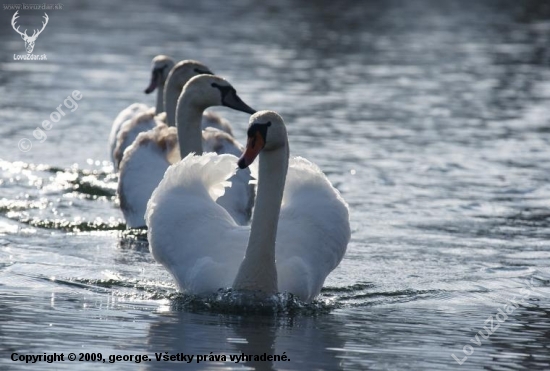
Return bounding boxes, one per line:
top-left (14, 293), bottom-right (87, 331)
top-left (179, 74), bottom-right (256, 114)
top-left (165, 60), bottom-right (214, 92)
top-left (238, 110), bottom-right (286, 169)
top-left (144, 55), bottom-right (175, 94)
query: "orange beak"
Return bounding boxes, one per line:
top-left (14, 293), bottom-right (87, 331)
top-left (238, 132), bottom-right (264, 169)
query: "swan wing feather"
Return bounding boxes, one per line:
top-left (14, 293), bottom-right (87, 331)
top-left (146, 153), bottom-right (249, 293)
top-left (118, 125), bottom-right (176, 228)
top-left (113, 112), bottom-right (158, 170)
top-left (202, 128), bottom-right (254, 225)
top-left (109, 103), bottom-right (149, 164)
top-left (275, 157), bottom-right (350, 300)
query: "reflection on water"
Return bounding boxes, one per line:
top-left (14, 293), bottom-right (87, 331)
top-left (1, 0), bottom-right (550, 369)
top-left (144, 312), bottom-right (345, 370)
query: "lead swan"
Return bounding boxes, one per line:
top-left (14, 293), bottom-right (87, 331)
top-left (146, 110), bottom-right (350, 302)
top-left (118, 75), bottom-right (256, 228)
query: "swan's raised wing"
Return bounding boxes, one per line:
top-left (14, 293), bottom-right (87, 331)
top-left (275, 157), bottom-right (350, 301)
top-left (202, 128), bottom-right (254, 225)
top-left (146, 153), bottom-right (249, 294)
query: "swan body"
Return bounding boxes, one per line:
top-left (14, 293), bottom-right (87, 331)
top-left (118, 75), bottom-right (256, 228)
top-left (146, 111), bottom-right (350, 301)
top-left (118, 124), bottom-right (180, 228)
top-left (113, 111), bottom-right (160, 170)
top-left (109, 55), bottom-right (174, 166)
top-left (108, 103), bottom-right (149, 164)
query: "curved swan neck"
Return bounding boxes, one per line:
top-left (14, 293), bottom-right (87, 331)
top-left (176, 94), bottom-right (204, 157)
top-left (155, 81), bottom-right (165, 114)
top-left (163, 79), bottom-right (180, 127)
top-left (233, 141), bottom-right (289, 294)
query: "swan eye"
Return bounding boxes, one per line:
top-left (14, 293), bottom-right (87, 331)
top-left (212, 83), bottom-right (255, 114)
top-left (247, 122), bottom-right (270, 143)
top-left (156, 65), bottom-right (168, 73)
top-left (211, 83), bottom-right (234, 97)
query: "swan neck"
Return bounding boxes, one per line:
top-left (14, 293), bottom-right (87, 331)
top-left (155, 81), bottom-right (165, 114)
top-left (176, 94), bottom-right (204, 157)
top-left (163, 79), bottom-right (180, 127)
top-left (233, 142), bottom-right (289, 294)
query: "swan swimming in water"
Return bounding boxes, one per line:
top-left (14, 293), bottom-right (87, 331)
top-left (146, 110), bottom-right (350, 302)
top-left (118, 75), bottom-right (256, 228)
top-left (108, 55), bottom-right (174, 166)
top-left (113, 60), bottom-right (212, 170)
top-left (112, 60), bottom-right (235, 170)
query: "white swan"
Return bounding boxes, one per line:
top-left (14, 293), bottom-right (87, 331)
top-left (112, 60), bottom-right (210, 170)
top-left (112, 60), bottom-right (236, 170)
top-left (146, 110), bottom-right (350, 302)
top-left (118, 75), bottom-right (256, 228)
top-left (109, 55), bottom-right (174, 165)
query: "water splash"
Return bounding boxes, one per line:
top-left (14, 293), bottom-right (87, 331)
top-left (168, 289), bottom-right (336, 316)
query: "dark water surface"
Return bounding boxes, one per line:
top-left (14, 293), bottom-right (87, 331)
top-left (1, 0), bottom-right (550, 370)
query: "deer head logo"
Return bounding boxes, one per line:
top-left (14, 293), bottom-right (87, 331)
top-left (11, 11), bottom-right (49, 54)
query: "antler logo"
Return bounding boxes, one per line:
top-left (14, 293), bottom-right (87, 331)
top-left (11, 11), bottom-right (49, 54)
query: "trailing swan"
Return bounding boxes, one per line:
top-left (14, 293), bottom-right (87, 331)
top-left (108, 55), bottom-right (174, 166)
top-left (112, 60), bottom-right (235, 170)
top-left (146, 110), bottom-right (350, 302)
top-left (118, 75), bottom-right (256, 228)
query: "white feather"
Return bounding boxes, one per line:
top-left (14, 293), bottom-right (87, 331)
top-left (113, 110), bottom-right (159, 170)
top-left (118, 125), bottom-right (178, 228)
top-left (108, 103), bottom-right (149, 165)
top-left (117, 74), bottom-right (254, 228)
top-left (119, 128), bottom-right (252, 228)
